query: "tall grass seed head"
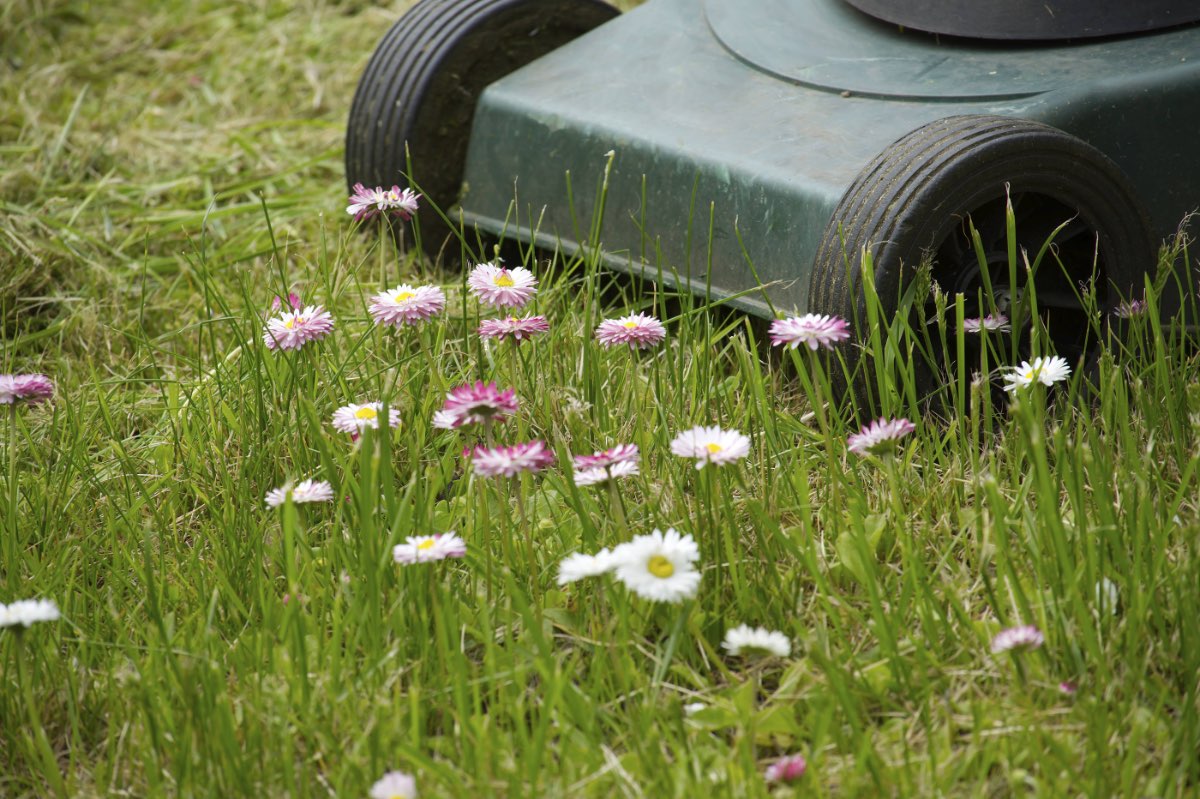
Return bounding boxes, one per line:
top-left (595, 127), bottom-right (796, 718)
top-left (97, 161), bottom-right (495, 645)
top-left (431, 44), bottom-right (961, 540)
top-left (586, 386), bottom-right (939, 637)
top-left (670, 425), bottom-right (751, 469)
top-left (594, 313), bottom-right (667, 349)
top-left (467, 262), bottom-right (537, 308)
top-left (610, 528), bottom-right (701, 603)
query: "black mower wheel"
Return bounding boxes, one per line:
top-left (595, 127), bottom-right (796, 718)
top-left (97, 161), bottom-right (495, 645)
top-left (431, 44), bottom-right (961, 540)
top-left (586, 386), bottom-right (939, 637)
top-left (810, 114), bottom-right (1155, 391)
top-left (345, 0), bottom-right (619, 261)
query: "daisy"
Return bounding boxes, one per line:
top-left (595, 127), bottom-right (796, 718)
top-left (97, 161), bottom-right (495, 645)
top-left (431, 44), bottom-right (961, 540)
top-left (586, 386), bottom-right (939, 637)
top-left (347, 183), bottom-right (384, 221)
top-left (1002, 355), bottom-right (1071, 392)
top-left (721, 624), bottom-right (792, 658)
top-left (432, 381), bottom-right (518, 429)
top-left (1059, 681), bottom-right (1078, 695)
top-left (369, 284), bottom-right (446, 327)
top-left (846, 417), bottom-right (915, 456)
top-left (594, 313), bottom-right (667, 349)
top-left (331, 402), bottom-right (402, 435)
top-left (393, 532), bottom-right (467, 565)
top-left (670, 426), bottom-right (751, 470)
top-left (0, 598), bottom-right (60, 628)
top-left (1112, 298), bottom-right (1147, 318)
top-left (610, 528), bottom-right (701, 603)
top-left (262, 305), bottom-right (335, 351)
top-left (962, 313), bottom-right (1011, 333)
top-left (990, 624), bottom-right (1044, 654)
top-left (1095, 577), bottom-right (1119, 615)
top-left (377, 185), bottom-right (420, 220)
top-left (270, 292), bottom-right (302, 311)
top-left (369, 770), bottom-right (417, 799)
top-left (764, 754), bottom-right (807, 783)
top-left (573, 443), bottom-right (639, 471)
top-left (768, 313), bottom-right (851, 351)
top-left (467, 441), bottom-right (555, 478)
top-left (574, 460), bottom-right (639, 487)
top-left (467, 262), bottom-right (538, 308)
top-left (0, 373), bottom-right (54, 405)
top-left (264, 478), bottom-right (335, 508)
top-left (556, 549), bottom-right (617, 585)
top-left (478, 315), bottom-right (550, 343)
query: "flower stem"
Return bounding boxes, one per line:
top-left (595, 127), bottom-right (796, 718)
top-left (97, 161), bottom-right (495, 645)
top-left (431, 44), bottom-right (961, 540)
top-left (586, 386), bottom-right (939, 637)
top-left (15, 635), bottom-right (68, 796)
top-left (7, 404), bottom-right (19, 591)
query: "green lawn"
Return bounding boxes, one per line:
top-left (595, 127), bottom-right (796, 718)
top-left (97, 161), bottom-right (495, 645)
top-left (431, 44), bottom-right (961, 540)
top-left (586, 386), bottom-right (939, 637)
top-left (3, 1), bottom-right (1199, 797)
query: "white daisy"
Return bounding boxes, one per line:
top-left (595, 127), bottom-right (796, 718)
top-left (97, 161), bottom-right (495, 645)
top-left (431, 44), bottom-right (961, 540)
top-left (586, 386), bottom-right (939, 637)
top-left (610, 528), bottom-right (701, 603)
top-left (369, 770), bottom-right (417, 799)
top-left (669, 425), bottom-right (751, 470)
top-left (556, 549), bottom-right (617, 585)
top-left (573, 459), bottom-right (640, 487)
top-left (1003, 355), bottom-right (1071, 392)
top-left (393, 533), bottom-right (467, 565)
top-left (721, 624), bottom-right (792, 658)
top-left (990, 625), bottom-right (1044, 654)
top-left (331, 402), bottom-right (402, 435)
top-left (264, 479), bottom-right (334, 508)
top-left (0, 598), bottom-right (61, 628)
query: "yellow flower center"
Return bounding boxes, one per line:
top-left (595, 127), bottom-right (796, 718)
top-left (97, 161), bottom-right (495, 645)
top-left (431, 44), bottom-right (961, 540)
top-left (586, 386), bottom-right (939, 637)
top-left (508, 316), bottom-right (519, 323)
top-left (285, 317), bottom-right (304, 329)
top-left (647, 555), bottom-right (675, 578)
top-left (355, 407), bottom-right (378, 420)
top-left (622, 321), bottom-right (638, 329)
top-left (393, 291), bottom-right (415, 303)
top-left (417, 539), bottom-right (435, 551)
top-left (1024, 369), bottom-right (1037, 380)
top-left (705, 442), bottom-right (723, 454)
top-left (494, 273), bottom-right (515, 287)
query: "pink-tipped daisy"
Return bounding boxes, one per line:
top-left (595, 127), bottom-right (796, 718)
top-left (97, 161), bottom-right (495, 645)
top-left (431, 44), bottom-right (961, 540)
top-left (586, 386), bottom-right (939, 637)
top-left (764, 754), bottom-right (807, 783)
top-left (432, 381), bottom-right (519, 429)
top-left (478, 315), bottom-right (550, 343)
top-left (572, 444), bottom-right (639, 471)
top-left (594, 313), bottom-right (667, 349)
top-left (377, 185), bottom-right (420, 220)
top-left (1002, 355), bottom-right (1071, 392)
top-left (1112, 298), bottom-right (1148, 318)
top-left (768, 313), bottom-right (851, 351)
top-left (574, 459), bottom-right (640, 487)
top-left (0, 374), bottom-right (54, 405)
top-left (331, 402), bottom-right (402, 435)
top-left (466, 262), bottom-right (538, 309)
top-left (962, 313), bottom-right (1011, 333)
top-left (990, 625), bottom-right (1045, 654)
top-left (670, 425), bottom-right (751, 470)
top-left (369, 770), bottom-right (417, 799)
top-left (393, 532), bottom-right (467, 564)
top-left (369, 284), bottom-right (446, 327)
top-left (262, 305), bottom-right (335, 351)
top-left (347, 183), bottom-right (384, 221)
top-left (466, 440), bottom-right (555, 478)
top-left (846, 417), bottom-right (915, 456)
top-left (270, 292), bottom-right (303, 312)
top-left (264, 478), bottom-right (335, 508)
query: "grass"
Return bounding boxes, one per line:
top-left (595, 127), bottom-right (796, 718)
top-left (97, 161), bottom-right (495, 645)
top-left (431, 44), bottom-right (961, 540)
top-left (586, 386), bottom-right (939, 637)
top-left (3, 0), bottom-right (1200, 797)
